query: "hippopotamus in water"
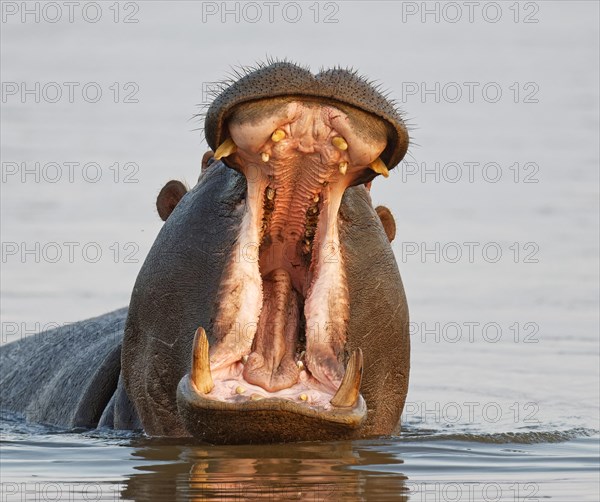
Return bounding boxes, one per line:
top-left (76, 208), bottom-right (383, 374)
top-left (0, 62), bottom-right (410, 444)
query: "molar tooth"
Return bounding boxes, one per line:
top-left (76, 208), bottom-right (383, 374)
top-left (266, 187), bottom-right (275, 200)
top-left (332, 136), bottom-right (348, 151)
top-left (190, 327), bottom-right (214, 394)
top-left (261, 152), bottom-right (270, 163)
top-left (213, 138), bottom-right (237, 160)
top-left (338, 162), bottom-right (348, 175)
top-left (271, 129), bottom-right (286, 142)
top-left (330, 348), bottom-right (363, 408)
top-left (235, 386), bottom-right (246, 395)
top-left (369, 157), bottom-right (389, 178)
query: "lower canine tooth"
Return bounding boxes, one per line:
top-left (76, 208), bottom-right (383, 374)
top-left (339, 162), bottom-right (348, 175)
top-left (297, 360), bottom-right (304, 370)
top-left (190, 327), bottom-right (214, 394)
top-left (266, 187), bottom-right (275, 200)
top-left (299, 394), bottom-right (308, 402)
top-left (242, 355), bottom-right (249, 364)
top-left (330, 348), bottom-right (363, 407)
top-left (261, 152), bottom-right (270, 162)
top-left (213, 138), bottom-right (237, 160)
top-left (369, 157), bottom-right (389, 178)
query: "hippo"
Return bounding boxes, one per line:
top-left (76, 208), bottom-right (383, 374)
top-left (0, 62), bottom-right (410, 444)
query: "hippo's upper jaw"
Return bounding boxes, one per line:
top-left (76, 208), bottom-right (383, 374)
top-left (173, 62), bottom-right (409, 443)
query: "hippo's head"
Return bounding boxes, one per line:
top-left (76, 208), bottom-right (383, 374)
top-left (122, 62), bottom-right (410, 444)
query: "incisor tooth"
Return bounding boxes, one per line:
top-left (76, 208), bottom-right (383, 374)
top-left (190, 327), bottom-right (214, 394)
top-left (332, 136), bottom-right (348, 150)
top-left (330, 348), bottom-right (363, 408)
top-left (261, 152), bottom-right (270, 162)
top-left (271, 129), bottom-right (286, 142)
top-left (213, 138), bottom-right (237, 160)
top-left (339, 162), bottom-right (348, 175)
top-left (369, 157), bottom-right (389, 178)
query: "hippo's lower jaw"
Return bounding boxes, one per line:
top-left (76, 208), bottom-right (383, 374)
top-left (177, 358), bottom-right (367, 444)
top-left (174, 97), bottom-right (394, 442)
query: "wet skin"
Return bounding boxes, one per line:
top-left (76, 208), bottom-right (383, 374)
top-left (0, 62), bottom-right (410, 444)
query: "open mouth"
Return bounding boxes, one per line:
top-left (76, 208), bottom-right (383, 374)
top-left (177, 98), bottom-right (392, 428)
top-left (175, 64), bottom-right (409, 442)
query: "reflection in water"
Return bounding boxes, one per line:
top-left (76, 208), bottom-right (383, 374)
top-left (122, 439), bottom-right (408, 501)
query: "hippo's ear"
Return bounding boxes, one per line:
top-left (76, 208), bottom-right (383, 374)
top-left (375, 206), bottom-right (396, 242)
top-left (156, 180), bottom-right (188, 221)
top-left (201, 150), bottom-right (215, 172)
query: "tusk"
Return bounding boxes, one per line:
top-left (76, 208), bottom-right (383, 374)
top-left (330, 348), bottom-right (363, 408)
top-left (213, 138), bottom-right (237, 160)
top-left (271, 129), bottom-right (286, 142)
top-left (332, 136), bottom-right (348, 151)
top-left (190, 327), bottom-right (214, 394)
top-left (369, 157), bottom-right (389, 178)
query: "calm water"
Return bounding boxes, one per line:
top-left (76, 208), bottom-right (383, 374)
top-left (1, 1), bottom-right (599, 501)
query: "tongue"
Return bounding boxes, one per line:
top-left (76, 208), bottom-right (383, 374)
top-left (242, 268), bottom-right (301, 392)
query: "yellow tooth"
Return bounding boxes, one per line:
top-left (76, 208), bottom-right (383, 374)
top-left (332, 136), bottom-right (348, 151)
top-left (213, 138), bottom-right (237, 160)
top-left (235, 386), bottom-right (246, 395)
top-left (261, 152), bottom-right (270, 163)
top-left (330, 348), bottom-right (363, 408)
top-left (313, 194), bottom-right (319, 203)
top-left (369, 157), bottom-right (389, 178)
top-left (339, 162), bottom-right (348, 175)
top-left (242, 355), bottom-right (249, 364)
top-left (297, 360), bottom-right (304, 371)
top-left (271, 129), bottom-right (286, 142)
top-left (251, 394), bottom-right (263, 401)
top-left (299, 393), bottom-right (308, 402)
top-left (190, 327), bottom-right (214, 394)
top-left (266, 187), bottom-right (275, 200)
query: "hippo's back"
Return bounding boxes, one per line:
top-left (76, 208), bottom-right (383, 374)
top-left (0, 308), bottom-right (127, 428)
